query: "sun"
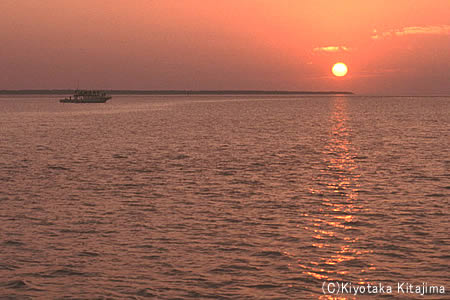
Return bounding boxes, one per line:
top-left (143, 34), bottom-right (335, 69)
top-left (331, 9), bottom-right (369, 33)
top-left (332, 62), bottom-right (348, 77)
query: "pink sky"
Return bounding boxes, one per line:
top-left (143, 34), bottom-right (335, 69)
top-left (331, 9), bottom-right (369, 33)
top-left (1, 0), bottom-right (449, 94)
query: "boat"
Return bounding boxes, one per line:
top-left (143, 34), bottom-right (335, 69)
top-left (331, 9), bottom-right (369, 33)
top-left (60, 90), bottom-right (112, 103)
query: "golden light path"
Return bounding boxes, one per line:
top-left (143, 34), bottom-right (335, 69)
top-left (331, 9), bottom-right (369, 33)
top-left (332, 63), bottom-right (348, 77)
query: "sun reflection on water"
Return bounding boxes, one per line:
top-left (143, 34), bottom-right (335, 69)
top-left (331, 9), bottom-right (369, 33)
top-left (300, 97), bottom-right (373, 297)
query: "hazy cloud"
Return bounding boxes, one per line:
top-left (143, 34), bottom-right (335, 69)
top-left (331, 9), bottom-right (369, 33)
top-left (313, 46), bottom-right (351, 53)
top-left (372, 25), bottom-right (450, 39)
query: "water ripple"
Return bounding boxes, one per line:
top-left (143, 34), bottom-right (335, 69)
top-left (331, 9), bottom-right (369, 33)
top-left (0, 95), bottom-right (449, 298)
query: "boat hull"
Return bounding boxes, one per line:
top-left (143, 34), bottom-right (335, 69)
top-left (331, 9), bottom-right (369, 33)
top-left (60, 96), bottom-right (111, 103)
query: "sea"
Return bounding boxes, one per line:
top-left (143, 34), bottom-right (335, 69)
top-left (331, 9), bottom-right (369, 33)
top-left (0, 94), bottom-right (448, 299)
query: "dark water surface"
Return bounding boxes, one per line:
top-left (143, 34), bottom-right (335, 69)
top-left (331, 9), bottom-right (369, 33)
top-left (0, 95), bottom-right (449, 299)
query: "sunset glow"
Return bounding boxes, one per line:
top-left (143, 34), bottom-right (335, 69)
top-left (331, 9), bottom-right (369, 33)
top-left (0, 0), bottom-right (449, 94)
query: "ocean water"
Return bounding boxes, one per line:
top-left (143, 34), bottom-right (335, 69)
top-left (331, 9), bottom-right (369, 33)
top-left (0, 94), bottom-right (448, 299)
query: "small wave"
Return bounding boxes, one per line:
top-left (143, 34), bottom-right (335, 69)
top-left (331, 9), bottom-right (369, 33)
top-left (142, 255), bottom-right (160, 260)
top-left (216, 171), bottom-right (235, 176)
top-left (78, 251), bottom-right (99, 257)
top-left (0, 263), bottom-right (18, 271)
top-left (426, 193), bottom-right (446, 197)
top-left (136, 288), bottom-right (157, 297)
top-left (142, 207), bottom-right (157, 212)
top-left (113, 183), bottom-right (143, 188)
top-left (245, 283), bottom-right (280, 289)
top-left (251, 250), bottom-right (285, 258)
top-left (216, 247), bottom-right (245, 252)
top-left (47, 165), bottom-right (70, 171)
top-left (279, 236), bottom-right (301, 242)
top-left (210, 264), bottom-right (260, 274)
top-left (36, 145), bottom-right (52, 151)
top-left (346, 220), bottom-right (376, 227)
top-left (341, 258), bottom-right (369, 268)
top-left (132, 244), bottom-right (154, 249)
top-left (230, 179), bottom-right (263, 186)
top-left (434, 254), bottom-right (450, 260)
top-left (1, 279), bottom-right (43, 291)
top-left (130, 168), bottom-right (153, 173)
top-left (3, 240), bottom-right (24, 246)
top-left (379, 251), bottom-right (408, 259)
top-left (352, 155), bottom-right (369, 160)
top-left (59, 228), bottom-right (98, 234)
top-left (47, 268), bottom-right (90, 277)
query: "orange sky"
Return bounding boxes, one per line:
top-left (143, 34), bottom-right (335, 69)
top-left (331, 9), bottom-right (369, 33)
top-left (1, 0), bottom-right (449, 94)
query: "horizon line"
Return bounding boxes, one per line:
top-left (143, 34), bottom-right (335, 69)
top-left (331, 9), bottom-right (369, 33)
top-left (0, 89), bottom-right (354, 95)
top-left (1, 90), bottom-right (449, 97)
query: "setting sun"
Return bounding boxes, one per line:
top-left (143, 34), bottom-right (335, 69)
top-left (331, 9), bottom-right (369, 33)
top-left (332, 63), bottom-right (348, 77)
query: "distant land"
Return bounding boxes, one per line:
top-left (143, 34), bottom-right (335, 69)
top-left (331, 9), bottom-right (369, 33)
top-left (0, 90), bottom-right (354, 95)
